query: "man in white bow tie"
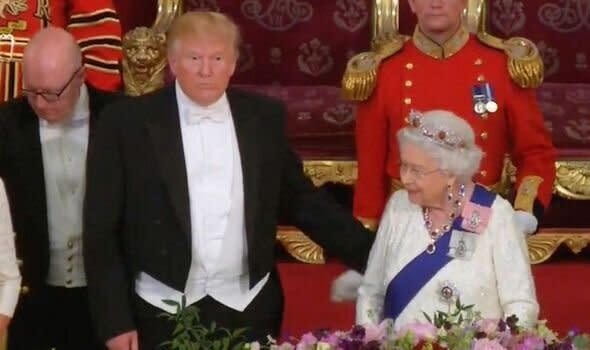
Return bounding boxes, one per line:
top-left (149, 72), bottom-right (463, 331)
top-left (83, 10), bottom-right (374, 350)
top-left (0, 27), bottom-right (120, 350)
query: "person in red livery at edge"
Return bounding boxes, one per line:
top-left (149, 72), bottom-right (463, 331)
top-left (332, 0), bottom-right (555, 301)
top-left (0, 0), bottom-right (122, 101)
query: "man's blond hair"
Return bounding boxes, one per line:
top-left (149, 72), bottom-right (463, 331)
top-left (167, 11), bottom-right (241, 56)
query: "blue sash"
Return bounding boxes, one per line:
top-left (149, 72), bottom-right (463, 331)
top-left (383, 185), bottom-right (495, 320)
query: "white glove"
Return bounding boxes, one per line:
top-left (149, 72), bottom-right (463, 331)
top-left (330, 269), bottom-right (363, 302)
top-left (514, 210), bottom-right (538, 235)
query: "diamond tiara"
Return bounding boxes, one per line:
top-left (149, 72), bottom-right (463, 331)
top-left (408, 110), bottom-right (467, 150)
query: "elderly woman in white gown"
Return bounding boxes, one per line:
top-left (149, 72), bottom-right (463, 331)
top-left (356, 110), bottom-right (539, 329)
top-left (0, 179), bottom-right (21, 336)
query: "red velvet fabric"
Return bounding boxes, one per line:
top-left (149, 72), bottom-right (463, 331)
top-left (113, 0), bottom-right (157, 32)
top-left (184, 0), bottom-right (372, 85)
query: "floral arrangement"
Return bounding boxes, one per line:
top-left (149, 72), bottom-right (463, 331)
top-left (246, 300), bottom-right (590, 350)
top-left (164, 298), bottom-right (590, 350)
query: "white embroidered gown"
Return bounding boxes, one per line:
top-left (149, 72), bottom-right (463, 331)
top-left (356, 190), bottom-right (539, 329)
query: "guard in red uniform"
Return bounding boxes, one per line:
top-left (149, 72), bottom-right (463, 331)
top-left (332, 0), bottom-right (555, 302)
top-left (344, 0), bottom-right (554, 233)
top-left (0, 0), bottom-right (122, 101)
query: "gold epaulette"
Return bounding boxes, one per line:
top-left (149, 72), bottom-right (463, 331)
top-left (477, 32), bottom-right (544, 88)
top-left (341, 34), bottom-right (408, 101)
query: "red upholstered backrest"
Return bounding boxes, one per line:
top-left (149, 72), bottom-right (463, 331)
top-left (184, 0), bottom-right (372, 86)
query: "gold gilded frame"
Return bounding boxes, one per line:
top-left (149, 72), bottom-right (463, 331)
top-left (132, 0), bottom-right (590, 265)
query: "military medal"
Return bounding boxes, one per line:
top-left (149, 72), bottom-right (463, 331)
top-left (474, 101), bottom-right (487, 114)
top-left (472, 85), bottom-right (487, 115)
top-left (483, 83), bottom-right (498, 113)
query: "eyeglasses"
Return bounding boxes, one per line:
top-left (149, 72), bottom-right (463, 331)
top-left (399, 162), bottom-right (440, 180)
top-left (22, 66), bottom-right (82, 102)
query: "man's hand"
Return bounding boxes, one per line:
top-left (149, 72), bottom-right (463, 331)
top-left (0, 314), bottom-right (11, 342)
top-left (106, 330), bottom-right (139, 350)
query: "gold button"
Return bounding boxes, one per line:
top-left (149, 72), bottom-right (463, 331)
top-left (21, 286), bottom-right (30, 295)
top-left (477, 75), bottom-right (485, 82)
top-left (404, 98), bottom-right (412, 105)
top-left (404, 117), bottom-right (409, 124)
top-left (480, 132), bottom-right (488, 140)
top-left (405, 63), bottom-right (414, 70)
top-left (475, 58), bottom-right (483, 65)
top-left (405, 80), bottom-right (413, 87)
top-left (480, 170), bottom-right (487, 177)
top-left (481, 113), bottom-right (489, 119)
top-left (67, 240), bottom-right (74, 249)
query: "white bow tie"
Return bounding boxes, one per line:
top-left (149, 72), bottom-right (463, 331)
top-left (185, 108), bottom-right (226, 125)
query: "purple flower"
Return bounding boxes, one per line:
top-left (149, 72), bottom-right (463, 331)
top-left (296, 332), bottom-right (318, 349)
top-left (313, 328), bottom-right (332, 341)
top-left (338, 337), bottom-right (364, 350)
top-left (350, 325), bottom-right (366, 340)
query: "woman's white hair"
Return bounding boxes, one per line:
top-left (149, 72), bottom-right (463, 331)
top-left (397, 110), bottom-right (483, 182)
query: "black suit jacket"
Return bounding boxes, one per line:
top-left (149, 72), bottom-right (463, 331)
top-left (83, 85), bottom-right (374, 341)
top-left (0, 86), bottom-right (119, 295)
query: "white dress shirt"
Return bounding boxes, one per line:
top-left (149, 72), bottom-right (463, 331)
top-left (135, 82), bottom-right (268, 313)
top-left (40, 84), bottom-right (89, 288)
top-left (357, 190), bottom-right (539, 329)
top-left (0, 179), bottom-right (21, 317)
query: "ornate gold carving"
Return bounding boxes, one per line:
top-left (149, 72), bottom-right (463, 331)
top-left (463, 0), bottom-right (486, 33)
top-left (372, 0), bottom-right (399, 46)
top-left (554, 161), bottom-right (590, 200)
top-left (528, 230), bottom-right (590, 264)
top-left (277, 226), bottom-right (325, 264)
top-left (152, 0), bottom-right (182, 34)
top-left (302, 160), bottom-right (357, 187)
top-left (122, 0), bottom-right (181, 96)
top-left (122, 27), bottom-right (167, 96)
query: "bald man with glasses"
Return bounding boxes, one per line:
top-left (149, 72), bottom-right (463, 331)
top-left (0, 26), bottom-right (120, 350)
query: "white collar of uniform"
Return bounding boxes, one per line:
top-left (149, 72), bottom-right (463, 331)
top-left (175, 80), bottom-right (230, 124)
top-left (38, 84), bottom-right (90, 129)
